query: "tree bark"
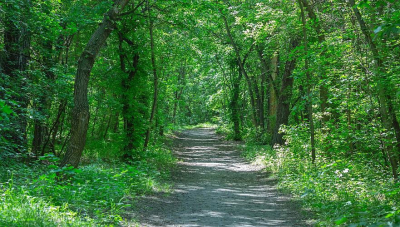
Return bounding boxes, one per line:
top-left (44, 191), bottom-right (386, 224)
top-left (3, 0), bottom-right (31, 153)
top-left (60, 0), bottom-right (131, 168)
top-left (230, 66), bottom-right (242, 140)
top-left (257, 45), bottom-right (279, 134)
top-left (103, 113), bottom-right (112, 140)
top-left (299, 0), bottom-right (329, 122)
top-left (271, 38), bottom-right (299, 146)
top-left (268, 54), bottom-right (279, 134)
top-left (347, 0), bottom-right (399, 179)
top-left (32, 40), bottom-right (57, 156)
top-left (118, 31), bottom-right (140, 154)
top-left (112, 112), bottom-right (120, 133)
top-left (144, 0), bottom-right (159, 149)
top-left (252, 75), bottom-right (263, 129)
top-left (173, 65), bottom-right (186, 124)
top-left (221, 13), bottom-right (258, 127)
top-left (299, 0), bottom-right (316, 163)
top-left (259, 53), bottom-right (266, 131)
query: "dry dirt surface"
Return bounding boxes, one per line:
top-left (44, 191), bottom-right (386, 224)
top-left (132, 128), bottom-right (310, 227)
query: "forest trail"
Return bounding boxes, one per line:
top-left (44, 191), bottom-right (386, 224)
top-left (132, 128), bottom-right (308, 226)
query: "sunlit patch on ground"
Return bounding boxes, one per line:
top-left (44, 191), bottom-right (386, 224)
top-left (133, 128), bottom-right (309, 226)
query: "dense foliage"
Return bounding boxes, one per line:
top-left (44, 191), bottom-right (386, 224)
top-left (1, 0), bottom-right (400, 225)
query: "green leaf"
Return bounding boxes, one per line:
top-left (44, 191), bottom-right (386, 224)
top-left (335, 217), bottom-right (347, 225)
top-left (73, 168), bottom-right (82, 173)
top-left (385, 213), bottom-right (394, 218)
top-left (358, 0), bottom-right (371, 8)
top-left (2, 105), bottom-right (13, 115)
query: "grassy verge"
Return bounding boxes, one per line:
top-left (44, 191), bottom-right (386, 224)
top-left (0, 141), bottom-right (176, 226)
top-left (241, 143), bottom-right (400, 226)
top-left (0, 183), bottom-right (93, 227)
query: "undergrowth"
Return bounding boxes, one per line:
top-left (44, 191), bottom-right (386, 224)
top-left (241, 127), bottom-right (400, 226)
top-left (0, 139), bottom-right (176, 226)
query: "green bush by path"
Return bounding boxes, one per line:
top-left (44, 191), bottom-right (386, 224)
top-left (241, 140), bottom-right (400, 226)
top-left (0, 184), bottom-right (93, 227)
top-left (0, 144), bottom-right (176, 226)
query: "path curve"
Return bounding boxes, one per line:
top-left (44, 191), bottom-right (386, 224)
top-left (134, 128), bottom-right (308, 226)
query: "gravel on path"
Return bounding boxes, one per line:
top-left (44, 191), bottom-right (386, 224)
top-left (132, 128), bottom-right (310, 227)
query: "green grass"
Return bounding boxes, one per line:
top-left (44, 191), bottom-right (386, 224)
top-left (241, 143), bottom-right (400, 226)
top-left (0, 141), bottom-right (176, 226)
top-left (0, 184), bottom-right (93, 226)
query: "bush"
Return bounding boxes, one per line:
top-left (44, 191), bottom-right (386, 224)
top-left (0, 180), bottom-right (93, 226)
top-left (0, 141), bottom-right (176, 225)
top-left (241, 124), bottom-right (400, 226)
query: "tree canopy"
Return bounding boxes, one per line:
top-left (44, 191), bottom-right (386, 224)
top-left (1, 0), bottom-right (400, 225)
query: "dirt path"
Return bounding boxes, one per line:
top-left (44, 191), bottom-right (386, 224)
top-left (133, 128), bottom-right (309, 226)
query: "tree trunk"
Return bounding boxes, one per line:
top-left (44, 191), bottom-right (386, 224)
top-left (103, 113), bottom-right (112, 140)
top-left (42, 100), bottom-right (67, 156)
top-left (118, 31), bottom-right (140, 154)
top-left (259, 54), bottom-right (266, 131)
top-left (3, 0), bottom-right (31, 153)
top-left (348, 0), bottom-right (399, 179)
top-left (90, 89), bottom-right (104, 137)
top-left (299, 0), bottom-right (329, 122)
top-left (144, 0), bottom-right (159, 149)
top-left (230, 66), bottom-right (242, 140)
top-left (269, 54), bottom-right (279, 134)
top-left (271, 38), bottom-right (299, 146)
top-left (173, 66), bottom-right (185, 124)
top-left (299, 0), bottom-right (316, 163)
top-left (221, 13), bottom-right (258, 127)
top-left (32, 40), bottom-right (57, 156)
top-left (112, 112), bottom-right (120, 133)
top-left (252, 75), bottom-right (263, 129)
top-left (60, 0), bottom-right (131, 168)
top-left (32, 102), bottom-right (46, 156)
top-left (257, 46), bottom-right (280, 134)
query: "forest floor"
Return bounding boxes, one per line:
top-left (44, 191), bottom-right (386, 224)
top-left (130, 128), bottom-right (311, 226)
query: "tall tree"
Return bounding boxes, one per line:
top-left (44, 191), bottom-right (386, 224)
top-left (2, 0), bottom-right (31, 153)
top-left (61, 0), bottom-right (132, 167)
top-left (220, 9), bottom-right (259, 128)
top-left (347, 0), bottom-right (400, 179)
top-left (299, 0), bottom-right (329, 122)
top-left (271, 38), bottom-right (299, 146)
top-left (298, 0), bottom-right (316, 163)
top-left (144, 0), bottom-right (159, 149)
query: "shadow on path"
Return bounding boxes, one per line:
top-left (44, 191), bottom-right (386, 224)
top-left (132, 128), bottom-right (309, 227)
